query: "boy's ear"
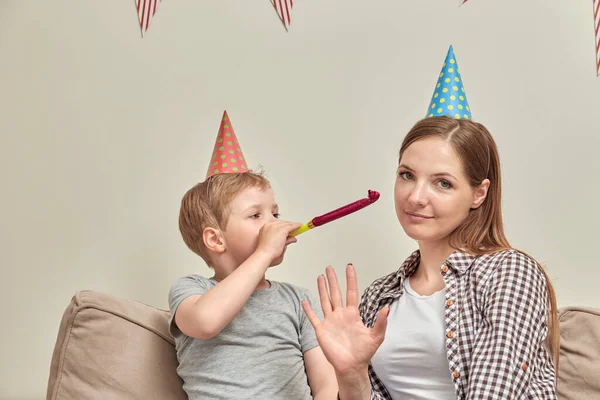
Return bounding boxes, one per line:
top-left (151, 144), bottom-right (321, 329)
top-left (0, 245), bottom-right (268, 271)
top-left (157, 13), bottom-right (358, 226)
top-left (202, 227), bottom-right (226, 254)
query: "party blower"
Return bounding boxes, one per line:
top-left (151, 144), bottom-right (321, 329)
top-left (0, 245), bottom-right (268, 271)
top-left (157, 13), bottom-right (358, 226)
top-left (289, 190), bottom-right (380, 237)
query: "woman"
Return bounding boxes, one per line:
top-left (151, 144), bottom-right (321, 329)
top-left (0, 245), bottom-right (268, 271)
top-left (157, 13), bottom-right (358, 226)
top-left (302, 116), bottom-right (559, 400)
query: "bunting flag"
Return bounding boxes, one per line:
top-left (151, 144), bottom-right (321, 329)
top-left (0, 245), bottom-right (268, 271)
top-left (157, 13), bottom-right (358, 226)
top-left (272, 0), bottom-right (294, 31)
top-left (594, 0), bottom-right (600, 75)
top-left (136, 0), bottom-right (162, 37)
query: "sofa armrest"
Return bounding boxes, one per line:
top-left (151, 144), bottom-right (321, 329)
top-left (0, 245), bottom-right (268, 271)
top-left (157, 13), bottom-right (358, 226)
top-left (557, 306), bottom-right (600, 400)
top-left (47, 290), bottom-right (187, 400)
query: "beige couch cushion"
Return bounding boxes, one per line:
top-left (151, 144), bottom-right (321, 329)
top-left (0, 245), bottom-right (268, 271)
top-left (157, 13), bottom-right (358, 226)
top-left (46, 290), bottom-right (187, 400)
top-left (557, 306), bottom-right (600, 400)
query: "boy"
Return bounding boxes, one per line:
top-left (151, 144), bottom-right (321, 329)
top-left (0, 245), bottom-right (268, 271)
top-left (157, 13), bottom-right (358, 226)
top-left (168, 111), bottom-right (338, 400)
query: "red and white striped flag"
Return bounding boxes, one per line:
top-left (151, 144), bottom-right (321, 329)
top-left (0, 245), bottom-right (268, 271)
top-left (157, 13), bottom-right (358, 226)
top-left (594, 0), bottom-right (600, 75)
top-left (272, 0), bottom-right (293, 30)
top-left (136, 0), bottom-right (162, 37)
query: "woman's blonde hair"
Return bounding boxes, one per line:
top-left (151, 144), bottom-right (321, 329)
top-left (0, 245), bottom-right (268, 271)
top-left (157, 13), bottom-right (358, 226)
top-left (399, 116), bottom-right (559, 370)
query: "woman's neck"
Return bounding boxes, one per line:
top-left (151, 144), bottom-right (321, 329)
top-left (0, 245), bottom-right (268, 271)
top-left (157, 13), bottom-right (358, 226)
top-left (414, 239), bottom-right (456, 281)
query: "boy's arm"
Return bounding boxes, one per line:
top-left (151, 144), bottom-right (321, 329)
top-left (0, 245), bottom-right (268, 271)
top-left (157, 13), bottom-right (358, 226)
top-left (174, 220), bottom-right (300, 339)
top-left (305, 346), bottom-right (339, 400)
top-left (175, 250), bottom-right (271, 339)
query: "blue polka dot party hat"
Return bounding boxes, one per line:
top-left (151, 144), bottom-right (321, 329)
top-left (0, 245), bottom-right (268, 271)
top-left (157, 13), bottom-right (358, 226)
top-left (426, 45), bottom-right (472, 120)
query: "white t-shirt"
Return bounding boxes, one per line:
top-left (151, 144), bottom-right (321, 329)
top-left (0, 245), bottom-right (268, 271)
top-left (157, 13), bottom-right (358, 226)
top-left (370, 277), bottom-right (456, 400)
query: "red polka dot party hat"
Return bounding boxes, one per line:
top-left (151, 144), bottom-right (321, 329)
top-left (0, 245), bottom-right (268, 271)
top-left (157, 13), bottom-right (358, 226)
top-left (205, 110), bottom-right (248, 179)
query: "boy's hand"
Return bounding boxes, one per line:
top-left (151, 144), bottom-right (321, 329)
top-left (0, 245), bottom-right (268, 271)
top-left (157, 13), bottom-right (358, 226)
top-left (255, 220), bottom-right (302, 263)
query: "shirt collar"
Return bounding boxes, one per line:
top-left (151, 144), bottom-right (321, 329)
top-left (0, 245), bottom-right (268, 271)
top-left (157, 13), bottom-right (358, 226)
top-left (379, 249), bottom-right (478, 301)
top-left (398, 248), bottom-right (478, 277)
top-left (445, 249), bottom-right (478, 274)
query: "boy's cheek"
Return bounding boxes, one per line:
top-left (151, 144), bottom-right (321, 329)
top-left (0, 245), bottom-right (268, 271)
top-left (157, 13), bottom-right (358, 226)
top-left (270, 254), bottom-right (285, 267)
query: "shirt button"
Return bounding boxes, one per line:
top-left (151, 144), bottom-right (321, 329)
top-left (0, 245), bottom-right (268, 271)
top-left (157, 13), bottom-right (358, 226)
top-left (446, 299), bottom-right (454, 306)
top-left (522, 363), bottom-right (528, 371)
top-left (453, 371), bottom-right (460, 378)
top-left (446, 331), bottom-right (455, 338)
top-left (441, 265), bottom-right (449, 273)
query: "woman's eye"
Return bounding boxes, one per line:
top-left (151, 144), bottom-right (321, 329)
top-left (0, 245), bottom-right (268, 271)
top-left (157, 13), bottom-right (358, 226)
top-left (273, 213), bottom-right (281, 219)
top-left (399, 171), bottom-right (413, 180)
top-left (250, 213), bottom-right (260, 219)
top-left (437, 180), bottom-right (451, 189)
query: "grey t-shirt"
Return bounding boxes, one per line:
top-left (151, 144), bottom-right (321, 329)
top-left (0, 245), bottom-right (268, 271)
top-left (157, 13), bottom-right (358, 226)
top-left (168, 274), bottom-right (324, 400)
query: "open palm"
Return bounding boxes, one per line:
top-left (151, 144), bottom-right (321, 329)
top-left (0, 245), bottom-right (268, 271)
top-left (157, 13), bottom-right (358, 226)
top-left (302, 265), bottom-right (389, 375)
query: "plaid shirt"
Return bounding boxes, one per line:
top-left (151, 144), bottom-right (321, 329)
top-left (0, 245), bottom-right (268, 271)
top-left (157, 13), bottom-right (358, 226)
top-left (359, 249), bottom-right (557, 400)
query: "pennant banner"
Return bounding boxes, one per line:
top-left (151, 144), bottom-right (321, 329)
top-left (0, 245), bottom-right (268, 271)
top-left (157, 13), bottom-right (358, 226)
top-left (135, 0), bottom-right (294, 35)
top-left (136, 0), bottom-right (162, 37)
top-left (272, 0), bottom-right (293, 31)
top-left (595, 0), bottom-right (600, 75)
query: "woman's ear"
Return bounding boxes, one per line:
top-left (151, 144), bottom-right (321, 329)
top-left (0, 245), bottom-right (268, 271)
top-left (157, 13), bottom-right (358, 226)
top-left (471, 179), bottom-right (490, 209)
top-left (203, 227), bottom-right (226, 254)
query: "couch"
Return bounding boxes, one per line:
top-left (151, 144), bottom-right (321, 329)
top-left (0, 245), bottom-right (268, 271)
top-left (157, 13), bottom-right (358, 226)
top-left (45, 290), bottom-right (600, 399)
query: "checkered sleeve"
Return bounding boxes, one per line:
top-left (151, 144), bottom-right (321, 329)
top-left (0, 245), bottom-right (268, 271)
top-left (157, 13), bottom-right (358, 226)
top-left (466, 251), bottom-right (556, 399)
top-left (368, 367), bottom-right (391, 400)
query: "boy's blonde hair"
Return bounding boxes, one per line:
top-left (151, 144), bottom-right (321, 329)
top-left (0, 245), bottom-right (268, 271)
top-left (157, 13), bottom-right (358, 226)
top-left (179, 171), bottom-right (271, 266)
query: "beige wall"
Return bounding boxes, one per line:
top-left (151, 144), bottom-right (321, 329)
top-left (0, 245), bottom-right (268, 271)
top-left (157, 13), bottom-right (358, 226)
top-left (1, 0), bottom-right (599, 398)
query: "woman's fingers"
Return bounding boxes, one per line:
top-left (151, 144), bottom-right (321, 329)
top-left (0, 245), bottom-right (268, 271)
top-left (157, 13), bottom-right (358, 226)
top-left (372, 306), bottom-right (390, 344)
top-left (317, 274), bottom-right (333, 315)
top-left (316, 264), bottom-right (359, 315)
top-left (345, 264), bottom-right (359, 308)
top-left (325, 266), bottom-right (344, 310)
top-left (302, 300), bottom-right (322, 329)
